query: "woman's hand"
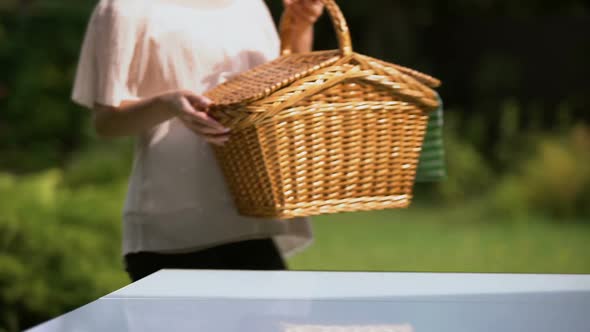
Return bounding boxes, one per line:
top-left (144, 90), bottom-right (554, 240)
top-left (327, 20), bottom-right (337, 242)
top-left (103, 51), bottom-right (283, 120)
top-left (282, 0), bottom-right (324, 53)
top-left (283, 0), bottom-right (324, 27)
top-left (92, 91), bottom-right (230, 144)
top-left (158, 90), bottom-right (231, 146)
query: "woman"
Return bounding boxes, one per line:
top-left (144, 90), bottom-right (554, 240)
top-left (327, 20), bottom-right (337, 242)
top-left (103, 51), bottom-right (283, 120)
top-left (71, 0), bottom-right (324, 281)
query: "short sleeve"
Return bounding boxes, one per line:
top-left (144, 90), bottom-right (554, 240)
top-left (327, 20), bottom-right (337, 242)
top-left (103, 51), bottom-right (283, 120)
top-left (71, 0), bottom-right (144, 109)
top-left (258, 0), bottom-right (281, 58)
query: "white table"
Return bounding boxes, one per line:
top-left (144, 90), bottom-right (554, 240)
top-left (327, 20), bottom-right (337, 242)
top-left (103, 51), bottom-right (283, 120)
top-left (27, 270), bottom-right (590, 332)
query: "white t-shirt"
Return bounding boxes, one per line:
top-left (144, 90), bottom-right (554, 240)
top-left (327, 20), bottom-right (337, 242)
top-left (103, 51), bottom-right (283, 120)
top-left (71, 0), bottom-right (313, 257)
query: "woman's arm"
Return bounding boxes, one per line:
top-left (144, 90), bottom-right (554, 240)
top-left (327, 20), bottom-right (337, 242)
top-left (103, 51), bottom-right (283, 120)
top-left (92, 91), bottom-right (230, 145)
top-left (283, 0), bottom-right (324, 53)
top-left (90, 1), bottom-right (323, 144)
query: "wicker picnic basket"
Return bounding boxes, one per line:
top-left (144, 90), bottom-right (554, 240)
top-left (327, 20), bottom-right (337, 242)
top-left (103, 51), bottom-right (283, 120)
top-left (204, 0), bottom-right (441, 219)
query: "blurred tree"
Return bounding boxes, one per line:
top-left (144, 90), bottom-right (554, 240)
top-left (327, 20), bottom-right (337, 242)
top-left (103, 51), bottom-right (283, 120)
top-left (0, 2), bottom-right (95, 172)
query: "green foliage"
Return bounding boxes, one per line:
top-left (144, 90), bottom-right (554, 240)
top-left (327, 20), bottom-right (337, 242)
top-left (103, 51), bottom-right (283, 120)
top-left (488, 125), bottom-right (590, 220)
top-left (433, 114), bottom-right (494, 204)
top-left (429, 102), bottom-right (590, 221)
top-left (0, 170), bottom-right (129, 331)
top-left (523, 127), bottom-right (590, 218)
top-left (62, 140), bottom-right (134, 188)
top-left (0, 5), bottom-right (95, 172)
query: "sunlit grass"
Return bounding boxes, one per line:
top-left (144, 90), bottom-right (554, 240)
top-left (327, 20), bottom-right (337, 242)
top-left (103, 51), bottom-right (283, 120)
top-left (288, 207), bottom-right (590, 274)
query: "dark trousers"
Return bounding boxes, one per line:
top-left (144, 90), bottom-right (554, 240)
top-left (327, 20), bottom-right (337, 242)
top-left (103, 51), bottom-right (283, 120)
top-left (124, 238), bottom-right (286, 282)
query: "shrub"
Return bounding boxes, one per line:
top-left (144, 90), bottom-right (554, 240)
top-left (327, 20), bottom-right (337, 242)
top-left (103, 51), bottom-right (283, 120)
top-left (0, 169), bottom-right (129, 331)
top-left (432, 115), bottom-right (494, 204)
top-left (62, 140), bottom-right (134, 188)
top-left (488, 125), bottom-right (590, 221)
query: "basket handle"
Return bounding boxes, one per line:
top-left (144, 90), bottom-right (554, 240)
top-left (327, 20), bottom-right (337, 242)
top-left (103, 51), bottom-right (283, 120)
top-left (279, 0), bottom-right (352, 57)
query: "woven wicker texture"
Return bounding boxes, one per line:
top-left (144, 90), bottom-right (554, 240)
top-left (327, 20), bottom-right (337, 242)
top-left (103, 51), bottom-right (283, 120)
top-left (206, 50), bottom-right (341, 108)
top-left (204, 0), bottom-right (441, 219)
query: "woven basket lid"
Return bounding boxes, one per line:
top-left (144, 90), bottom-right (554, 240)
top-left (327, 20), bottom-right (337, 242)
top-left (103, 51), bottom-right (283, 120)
top-left (205, 50), bottom-right (341, 109)
top-left (205, 49), bottom-right (441, 109)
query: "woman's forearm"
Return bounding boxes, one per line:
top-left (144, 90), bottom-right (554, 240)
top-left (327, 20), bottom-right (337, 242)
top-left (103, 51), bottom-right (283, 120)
top-left (290, 24), bottom-right (314, 53)
top-left (282, 0), bottom-right (323, 53)
top-left (92, 95), bottom-right (173, 138)
top-left (91, 91), bottom-right (229, 143)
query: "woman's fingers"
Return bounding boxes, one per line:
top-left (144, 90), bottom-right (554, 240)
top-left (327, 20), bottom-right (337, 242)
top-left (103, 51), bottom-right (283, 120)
top-left (203, 135), bottom-right (230, 146)
top-left (181, 117), bottom-right (229, 134)
top-left (285, 0), bottom-right (323, 24)
top-left (289, 4), bottom-right (312, 25)
top-left (183, 126), bottom-right (231, 146)
top-left (176, 95), bottom-right (199, 115)
top-left (165, 90), bottom-right (231, 145)
top-left (178, 96), bottom-right (228, 132)
top-left (187, 111), bottom-right (228, 132)
top-left (297, 0), bottom-right (323, 21)
top-left (189, 121), bottom-right (230, 135)
top-left (180, 118), bottom-right (231, 148)
top-left (198, 127), bottom-right (231, 146)
top-left (184, 92), bottom-right (212, 112)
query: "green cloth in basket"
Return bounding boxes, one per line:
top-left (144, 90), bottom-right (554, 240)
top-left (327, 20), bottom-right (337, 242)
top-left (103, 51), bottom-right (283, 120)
top-left (415, 94), bottom-right (446, 182)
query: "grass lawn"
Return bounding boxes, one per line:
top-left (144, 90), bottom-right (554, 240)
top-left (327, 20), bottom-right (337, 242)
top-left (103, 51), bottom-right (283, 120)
top-left (287, 207), bottom-right (590, 274)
